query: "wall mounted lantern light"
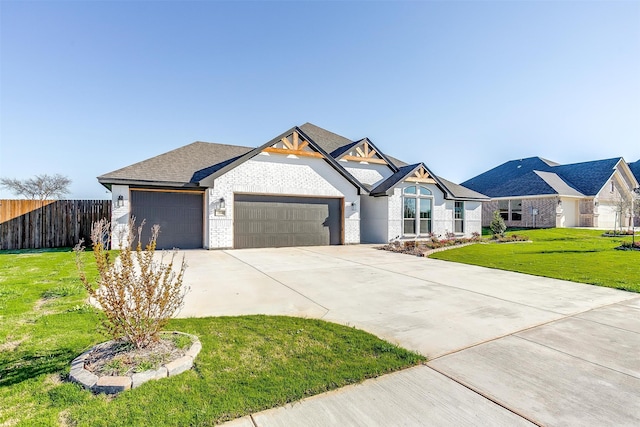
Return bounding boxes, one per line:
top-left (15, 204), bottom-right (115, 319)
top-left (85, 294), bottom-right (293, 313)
top-left (215, 197), bottom-right (227, 216)
top-left (116, 195), bottom-right (124, 208)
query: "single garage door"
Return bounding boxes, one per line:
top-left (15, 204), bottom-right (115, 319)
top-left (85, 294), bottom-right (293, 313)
top-left (234, 194), bottom-right (342, 249)
top-left (130, 190), bottom-right (203, 249)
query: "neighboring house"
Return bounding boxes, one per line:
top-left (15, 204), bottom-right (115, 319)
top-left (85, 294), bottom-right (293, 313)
top-left (629, 159), bottom-right (640, 227)
top-left (98, 123), bottom-right (486, 249)
top-left (462, 157), bottom-right (640, 229)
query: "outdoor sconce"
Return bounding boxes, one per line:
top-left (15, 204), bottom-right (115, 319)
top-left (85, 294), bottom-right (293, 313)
top-left (350, 201), bottom-right (357, 211)
top-left (557, 200), bottom-right (562, 207)
top-left (116, 195), bottom-right (124, 208)
top-left (215, 197), bottom-right (227, 216)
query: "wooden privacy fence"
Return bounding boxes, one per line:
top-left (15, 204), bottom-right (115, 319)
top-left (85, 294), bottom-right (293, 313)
top-left (0, 200), bottom-right (111, 250)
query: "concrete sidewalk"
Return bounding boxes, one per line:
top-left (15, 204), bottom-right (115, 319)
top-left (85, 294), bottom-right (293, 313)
top-left (176, 246), bottom-right (640, 426)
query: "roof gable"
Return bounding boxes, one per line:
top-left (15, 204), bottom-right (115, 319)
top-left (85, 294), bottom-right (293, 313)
top-left (370, 163), bottom-right (452, 197)
top-left (197, 126), bottom-right (367, 193)
top-left (334, 138), bottom-right (397, 170)
top-left (298, 123), bottom-right (353, 154)
top-left (629, 160), bottom-right (640, 184)
top-left (262, 129), bottom-right (324, 159)
top-left (551, 157), bottom-right (621, 196)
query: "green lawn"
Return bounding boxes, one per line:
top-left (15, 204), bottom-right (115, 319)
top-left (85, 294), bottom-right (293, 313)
top-left (430, 228), bottom-right (640, 293)
top-left (0, 249), bottom-right (424, 426)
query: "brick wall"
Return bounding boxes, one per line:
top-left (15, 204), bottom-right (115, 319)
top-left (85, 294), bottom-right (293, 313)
top-left (482, 198), bottom-right (558, 228)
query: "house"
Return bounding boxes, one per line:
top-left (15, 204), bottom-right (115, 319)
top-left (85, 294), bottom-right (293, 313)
top-left (630, 159), bottom-right (640, 227)
top-left (461, 157), bottom-right (640, 229)
top-left (98, 123), bottom-right (486, 249)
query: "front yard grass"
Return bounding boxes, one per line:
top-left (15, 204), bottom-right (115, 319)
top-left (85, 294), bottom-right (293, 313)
top-left (0, 249), bottom-right (424, 426)
top-left (430, 228), bottom-right (640, 293)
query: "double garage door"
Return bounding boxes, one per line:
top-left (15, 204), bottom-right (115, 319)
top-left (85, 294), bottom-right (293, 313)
top-left (130, 191), bottom-right (341, 250)
top-left (234, 194), bottom-right (342, 249)
top-left (130, 190), bottom-right (204, 249)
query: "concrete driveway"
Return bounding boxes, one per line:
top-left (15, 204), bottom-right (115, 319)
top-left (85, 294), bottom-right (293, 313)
top-left (177, 245), bottom-right (640, 426)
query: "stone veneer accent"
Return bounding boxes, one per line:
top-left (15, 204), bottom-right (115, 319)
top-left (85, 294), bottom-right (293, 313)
top-left (69, 332), bottom-right (201, 394)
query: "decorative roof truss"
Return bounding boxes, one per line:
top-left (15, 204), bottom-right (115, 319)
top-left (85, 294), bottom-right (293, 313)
top-left (405, 165), bottom-right (436, 184)
top-left (341, 140), bottom-right (389, 165)
top-left (263, 130), bottom-right (323, 158)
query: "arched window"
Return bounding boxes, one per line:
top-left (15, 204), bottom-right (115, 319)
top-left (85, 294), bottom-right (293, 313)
top-left (403, 186), bottom-right (432, 235)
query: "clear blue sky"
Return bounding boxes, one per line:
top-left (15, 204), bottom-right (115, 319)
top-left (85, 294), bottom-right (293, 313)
top-left (1, 0), bottom-right (639, 199)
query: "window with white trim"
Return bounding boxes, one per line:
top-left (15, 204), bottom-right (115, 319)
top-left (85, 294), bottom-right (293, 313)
top-left (454, 201), bottom-right (464, 233)
top-left (403, 186), bottom-right (432, 235)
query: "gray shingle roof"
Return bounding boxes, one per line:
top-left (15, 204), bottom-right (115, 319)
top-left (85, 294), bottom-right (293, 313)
top-left (462, 156), bottom-right (624, 198)
top-left (370, 164), bottom-right (421, 195)
top-left (436, 176), bottom-right (489, 200)
top-left (384, 155), bottom-right (408, 168)
top-left (298, 123), bottom-right (354, 154)
top-left (551, 158), bottom-right (621, 196)
top-left (98, 142), bottom-right (253, 188)
top-left (629, 160), bottom-right (640, 184)
top-left (98, 123), bottom-right (485, 200)
top-left (534, 171), bottom-right (585, 197)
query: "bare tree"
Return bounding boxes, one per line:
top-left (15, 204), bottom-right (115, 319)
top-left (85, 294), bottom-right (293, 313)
top-left (0, 174), bottom-right (71, 200)
top-left (611, 192), bottom-right (632, 232)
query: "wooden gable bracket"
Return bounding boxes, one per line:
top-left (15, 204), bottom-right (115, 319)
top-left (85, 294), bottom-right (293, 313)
top-left (405, 165), bottom-right (436, 183)
top-left (263, 130), bottom-right (323, 158)
top-left (342, 140), bottom-right (388, 165)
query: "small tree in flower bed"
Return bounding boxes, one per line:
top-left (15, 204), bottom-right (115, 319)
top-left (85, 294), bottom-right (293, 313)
top-left (490, 211), bottom-right (507, 238)
top-left (75, 219), bottom-right (189, 349)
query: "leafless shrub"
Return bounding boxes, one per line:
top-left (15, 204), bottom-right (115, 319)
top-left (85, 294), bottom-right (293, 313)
top-left (74, 218), bottom-right (189, 349)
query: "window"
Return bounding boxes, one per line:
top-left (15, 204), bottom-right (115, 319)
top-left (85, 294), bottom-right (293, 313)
top-left (498, 200), bottom-right (509, 220)
top-left (403, 186), bottom-right (432, 235)
top-left (454, 201), bottom-right (464, 233)
top-left (498, 199), bottom-right (523, 221)
top-left (403, 197), bottom-right (416, 234)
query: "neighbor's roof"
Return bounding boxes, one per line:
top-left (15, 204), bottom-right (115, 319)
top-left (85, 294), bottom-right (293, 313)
top-left (551, 158), bottom-right (622, 196)
top-left (98, 142), bottom-right (252, 188)
top-left (534, 171), bottom-right (585, 197)
top-left (462, 156), bottom-right (624, 198)
top-left (629, 159), bottom-right (640, 183)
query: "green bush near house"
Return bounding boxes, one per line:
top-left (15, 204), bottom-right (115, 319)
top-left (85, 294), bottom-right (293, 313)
top-left (0, 249), bottom-right (424, 427)
top-left (430, 228), bottom-right (640, 293)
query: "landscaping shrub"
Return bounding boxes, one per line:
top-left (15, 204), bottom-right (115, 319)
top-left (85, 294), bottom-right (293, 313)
top-left (494, 234), bottom-right (530, 243)
top-left (74, 219), bottom-right (188, 349)
top-left (617, 241), bottom-right (640, 250)
top-left (490, 210), bottom-right (507, 238)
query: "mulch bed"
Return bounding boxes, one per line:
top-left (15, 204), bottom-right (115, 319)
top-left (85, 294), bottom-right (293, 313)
top-left (84, 336), bottom-right (188, 377)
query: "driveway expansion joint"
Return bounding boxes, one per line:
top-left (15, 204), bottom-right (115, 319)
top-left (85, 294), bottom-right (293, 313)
top-left (223, 249), bottom-right (331, 313)
top-left (512, 334), bottom-right (640, 380)
top-left (426, 365), bottom-right (543, 427)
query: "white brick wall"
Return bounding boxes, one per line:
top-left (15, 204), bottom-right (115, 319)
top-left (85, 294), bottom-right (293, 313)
top-left (343, 162), bottom-right (392, 186)
top-left (110, 184), bottom-right (130, 248)
top-left (207, 153), bottom-right (360, 248)
top-left (385, 183), bottom-right (482, 240)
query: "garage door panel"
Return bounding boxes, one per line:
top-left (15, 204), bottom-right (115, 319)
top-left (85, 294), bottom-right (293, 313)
top-left (234, 195), bottom-right (341, 249)
top-left (130, 191), bottom-right (203, 250)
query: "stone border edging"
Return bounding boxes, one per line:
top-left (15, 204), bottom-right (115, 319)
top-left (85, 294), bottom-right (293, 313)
top-left (69, 331), bottom-right (201, 394)
top-left (420, 242), bottom-right (477, 256)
